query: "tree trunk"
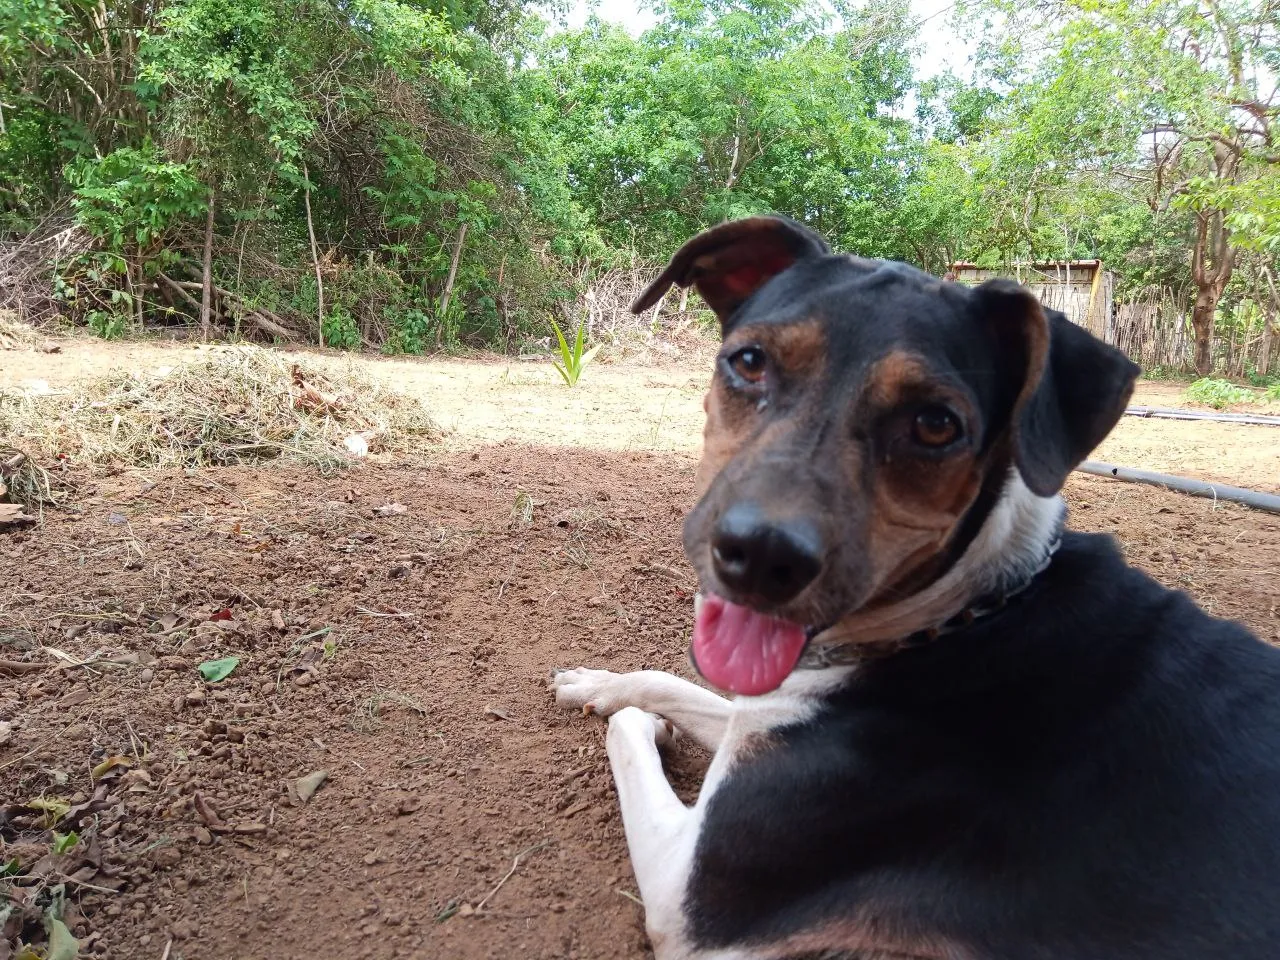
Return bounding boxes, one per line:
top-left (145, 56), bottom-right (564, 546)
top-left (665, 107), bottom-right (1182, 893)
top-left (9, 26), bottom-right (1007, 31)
top-left (1189, 207), bottom-right (1235, 376)
top-left (303, 162), bottom-right (324, 347)
top-left (436, 221), bottom-right (468, 348)
top-left (1259, 316), bottom-right (1273, 377)
top-left (200, 192), bottom-right (215, 342)
top-left (1262, 267), bottom-right (1279, 378)
top-left (1190, 288), bottom-right (1218, 375)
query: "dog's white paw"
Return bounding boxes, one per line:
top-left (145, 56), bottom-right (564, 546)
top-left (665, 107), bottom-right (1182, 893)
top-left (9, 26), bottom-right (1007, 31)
top-left (609, 706), bottom-right (676, 749)
top-left (548, 666), bottom-right (628, 717)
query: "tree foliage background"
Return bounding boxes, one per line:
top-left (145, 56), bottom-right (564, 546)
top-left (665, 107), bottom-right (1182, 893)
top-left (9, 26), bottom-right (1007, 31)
top-left (1, 0), bottom-right (1276, 371)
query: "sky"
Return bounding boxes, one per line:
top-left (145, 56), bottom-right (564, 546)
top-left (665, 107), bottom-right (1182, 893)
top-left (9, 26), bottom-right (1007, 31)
top-left (560, 0), bottom-right (975, 84)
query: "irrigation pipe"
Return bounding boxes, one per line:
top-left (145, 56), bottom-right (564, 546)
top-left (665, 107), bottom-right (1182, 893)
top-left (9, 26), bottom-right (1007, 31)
top-left (1124, 406), bottom-right (1280, 427)
top-left (1076, 461), bottom-right (1280, 514)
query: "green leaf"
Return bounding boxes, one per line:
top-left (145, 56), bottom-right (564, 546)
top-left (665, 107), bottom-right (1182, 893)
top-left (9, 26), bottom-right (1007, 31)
top-left (579, 344), bottom-right (602, 369)
top-left (44, 913), bottom-right (79, 960)
top-left (52, 831), bottom-right (80, 855)
top-left (198, 657), bottom-right (241, 683)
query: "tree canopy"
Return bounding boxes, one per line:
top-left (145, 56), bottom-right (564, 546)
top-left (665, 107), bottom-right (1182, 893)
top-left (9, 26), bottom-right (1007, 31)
top-left (1, 0), bottom-right (1276, 371)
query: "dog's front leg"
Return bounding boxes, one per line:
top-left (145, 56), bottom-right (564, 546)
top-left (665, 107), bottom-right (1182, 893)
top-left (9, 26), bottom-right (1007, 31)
top-left (551, 668), bottom-right (731, 751)
top-left (606, 706), bottom-right (701, 960)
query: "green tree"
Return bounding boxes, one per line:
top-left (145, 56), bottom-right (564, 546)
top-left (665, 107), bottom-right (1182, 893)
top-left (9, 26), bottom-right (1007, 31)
top-left (970, 0), bottom-right (1280, 372)
top-left (528, 0), bottom-right (918, 262)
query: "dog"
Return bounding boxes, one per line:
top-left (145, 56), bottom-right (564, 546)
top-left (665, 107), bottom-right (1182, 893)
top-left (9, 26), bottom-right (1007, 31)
top-left (549, 216), bottom-right (1280, 960)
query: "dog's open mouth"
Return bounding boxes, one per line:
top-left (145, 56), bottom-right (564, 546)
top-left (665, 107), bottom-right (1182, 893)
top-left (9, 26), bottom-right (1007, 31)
top-left (692, 592), bottom-right (810, 696)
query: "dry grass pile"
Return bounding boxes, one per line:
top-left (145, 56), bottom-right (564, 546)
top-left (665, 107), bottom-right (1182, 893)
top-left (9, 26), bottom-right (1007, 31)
top-left (0, 347), bottom-right (443, 504)
top-left (0, 311), bottom-right (40, 349)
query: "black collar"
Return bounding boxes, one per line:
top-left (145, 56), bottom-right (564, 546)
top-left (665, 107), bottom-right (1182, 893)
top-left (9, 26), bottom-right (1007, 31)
top-left (795, 535), bottom-right (1063, 669)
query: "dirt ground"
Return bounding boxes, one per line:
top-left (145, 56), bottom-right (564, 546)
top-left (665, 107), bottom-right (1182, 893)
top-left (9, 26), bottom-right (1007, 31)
top-left (2, 335), bottom-right (1279, 959)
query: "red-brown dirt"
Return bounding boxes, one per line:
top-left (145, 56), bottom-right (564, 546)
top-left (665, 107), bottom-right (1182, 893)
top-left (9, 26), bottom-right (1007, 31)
top-left (2, 444), bottom-right (1278, 959)
top-left (3, 334), bottom-right (1280, 958)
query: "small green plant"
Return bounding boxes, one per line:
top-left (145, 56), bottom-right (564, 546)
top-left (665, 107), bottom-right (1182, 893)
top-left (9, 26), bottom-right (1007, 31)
top-left (86, 308), bottom-right (128, 340)
top-left (322, 305), bottom-right (361, 350)
top-left (1184, 377), bottom-right (1258, 409)
top-left (548, 316), bottom-right (601, 387)
top-left (51, 831), bottom-right (80, 855)
top-left (1265, 381), bottom-right (1280, 402)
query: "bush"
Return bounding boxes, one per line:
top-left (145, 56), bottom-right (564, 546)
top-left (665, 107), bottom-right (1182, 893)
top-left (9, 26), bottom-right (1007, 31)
top-left (382, 307), bottom-right (432, 355)
top-left (321, 305), bottom-right (361, 350)
top-left (68, 145), bottom-right (207, 253)
top-left (1184, 377), bottom-right (1258, 409)
top-left (87, 307), bottom-right (130, 340)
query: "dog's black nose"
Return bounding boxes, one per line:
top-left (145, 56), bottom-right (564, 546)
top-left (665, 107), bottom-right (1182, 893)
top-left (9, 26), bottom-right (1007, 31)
top-left (711, 503), bottom-right (823, 604)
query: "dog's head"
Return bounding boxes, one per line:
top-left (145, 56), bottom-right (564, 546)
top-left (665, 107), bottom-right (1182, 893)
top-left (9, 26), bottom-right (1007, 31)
top-left (633, 216), bottom-right (1139, 695)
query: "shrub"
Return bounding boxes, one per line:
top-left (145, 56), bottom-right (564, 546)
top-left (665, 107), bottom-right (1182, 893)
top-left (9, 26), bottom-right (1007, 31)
top-left (1183, 377), bottom-right (1258, 409)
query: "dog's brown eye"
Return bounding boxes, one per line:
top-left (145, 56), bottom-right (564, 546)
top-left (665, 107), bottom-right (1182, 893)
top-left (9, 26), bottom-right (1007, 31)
top-left (913, 407), bottom-right (961, 447)
top-left (729, 347), bottom-right (767, 383)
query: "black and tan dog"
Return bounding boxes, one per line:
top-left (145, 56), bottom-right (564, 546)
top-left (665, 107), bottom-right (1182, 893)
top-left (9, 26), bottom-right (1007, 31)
top-left (549, 216), bottom-right (1280, 960)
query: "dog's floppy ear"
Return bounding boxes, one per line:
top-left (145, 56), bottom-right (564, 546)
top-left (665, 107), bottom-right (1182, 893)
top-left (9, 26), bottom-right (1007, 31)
top-left (975, 279), bottom-right (1140, 496)
top-left (630, 216), bottom-right (829, 326)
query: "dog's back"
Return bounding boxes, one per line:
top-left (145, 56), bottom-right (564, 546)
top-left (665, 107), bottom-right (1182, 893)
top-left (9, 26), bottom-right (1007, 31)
top-left (686, 531), bottom-right (1280, 959)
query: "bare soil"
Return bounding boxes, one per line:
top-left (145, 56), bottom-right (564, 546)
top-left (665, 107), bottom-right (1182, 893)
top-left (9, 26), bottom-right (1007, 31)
top-left (2, 335), bottom-right (1279, 959)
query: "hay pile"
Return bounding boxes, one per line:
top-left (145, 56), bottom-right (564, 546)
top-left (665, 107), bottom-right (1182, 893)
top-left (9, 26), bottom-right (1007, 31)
top-left (0, 312), bottom-right (40, 350)
top-left (0, 348), bottom-right (443, 502)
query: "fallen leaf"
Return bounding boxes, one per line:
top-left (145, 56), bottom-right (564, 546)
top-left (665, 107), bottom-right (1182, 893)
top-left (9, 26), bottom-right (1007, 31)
top-left (90, 756), bottom-right (132, 781)
top-left (0, 721), bottom-right (12, 746)
top-left (156, 612), bottom-right (182, 632)
top-left (295, 770), bottom-right (328, 804)
top-left (44, 912), bottom-right (79, 960)
top-left (61, 785), bottom-right (110, 827)
top-left (560, 800), bottom-right (591, 820)
top-left (58, 689), bottom-right (90, 708)
top-left (483, 704), bottom-right (514, 722)
top-left (209, 608), bottom-right (234, 622)
top-left (193, 793), bottom-right (226, 830)
top-left (25, 797), bottom-right (70, 827)
top-left (198, 657), bottom-right (240, 683)
top-left (270, 609), bottom-right (286, 631)
top-left (0, 660), bottom-right (42, 677)
top-left (0, 503), bottom-right (34, 527)
top-left (373, 503), bottom-right (408, 517)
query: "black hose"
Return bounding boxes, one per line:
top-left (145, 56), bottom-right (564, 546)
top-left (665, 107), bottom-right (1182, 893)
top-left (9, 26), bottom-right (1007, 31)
top-left (1124, 406), bottom-right (1280, 427)
top-left (1076, 461), bottom-right (1280, 514)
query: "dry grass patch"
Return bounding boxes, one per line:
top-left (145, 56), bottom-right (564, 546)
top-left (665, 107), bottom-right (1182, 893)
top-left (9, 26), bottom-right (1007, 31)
top-left (0, 346), bottom-right (443, 505)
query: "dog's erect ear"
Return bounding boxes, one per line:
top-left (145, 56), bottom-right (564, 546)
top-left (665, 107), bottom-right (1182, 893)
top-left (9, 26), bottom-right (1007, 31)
top-left (630, 216), bottom-right (829, 326)
top-left (974, 279), bottom-right (1140, 496)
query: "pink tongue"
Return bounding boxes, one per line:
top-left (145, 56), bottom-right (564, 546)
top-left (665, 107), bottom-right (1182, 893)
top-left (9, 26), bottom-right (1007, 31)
top-left (692, 593), bottom-right (809, 696)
